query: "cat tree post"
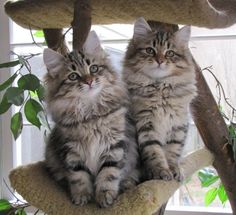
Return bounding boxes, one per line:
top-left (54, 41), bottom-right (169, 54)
top-left (43, 29), bottom-right (68, 55)
top-left (71, 0), bottom-right (91, 51)
top-left (190, 62), bottom-right (236, 212)
top-left (43, 0), bottom-right (91, 54)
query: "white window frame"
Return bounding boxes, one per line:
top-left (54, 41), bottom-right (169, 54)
top-left (0, 1), bottom-right (15, 200)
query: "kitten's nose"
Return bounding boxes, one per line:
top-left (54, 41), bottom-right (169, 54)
top-left (156, 54), bottom-right (164, 65)
top-left (85, 79), bottom-right (93, 86)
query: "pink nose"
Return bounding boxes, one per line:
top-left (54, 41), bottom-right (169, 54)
top-left (156, 57), bottom-right (164, 65)
top-left (85, 80), bottom-right (93, 86)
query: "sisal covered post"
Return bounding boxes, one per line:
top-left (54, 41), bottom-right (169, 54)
top-left (71, 0), bottom-right (91, 51)
top-left (43, 0), bottom-right (92, 54)
top-left (190, 62), bottom-right (236, 213)
top-left (43, 28), bottom-right (68, 55)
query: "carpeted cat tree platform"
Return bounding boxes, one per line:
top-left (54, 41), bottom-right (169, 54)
top-left (4, 0), bottom-right (236, 214)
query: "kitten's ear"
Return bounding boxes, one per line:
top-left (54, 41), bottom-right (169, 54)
top-left (43, 48), bottom-right (65, 77)
top-left (133, 17), bottom-right (152, 39)
top-left (83, 31), bottom-right (103, 55)
top-left (173, 26), bottom-right (191, 48)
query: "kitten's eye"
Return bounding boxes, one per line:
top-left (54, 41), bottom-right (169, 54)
top-left (90, 65), bottom-right (99, 74)
top-left (165, 50), bottom-right (175, 57)
top-left (146, 47), bottom-right (155, 56)
top-left (68, 72), bottom-right (79, 81)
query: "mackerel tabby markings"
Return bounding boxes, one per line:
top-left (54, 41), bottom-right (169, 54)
top-left (123, 18), bottom-right (197, 182)
top-left (44, 31), bottom-right (140, 208)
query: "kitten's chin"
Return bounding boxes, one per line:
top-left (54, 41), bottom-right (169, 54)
top-left (142, 65), bottom-right (171, 79)
top-left (82, 85), bottom-right (102, 98)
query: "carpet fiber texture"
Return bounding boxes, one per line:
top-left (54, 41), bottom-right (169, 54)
top-left (9, 148), bottom-right (213, 215)
top-left (4, 0), bottom-right (236, 29)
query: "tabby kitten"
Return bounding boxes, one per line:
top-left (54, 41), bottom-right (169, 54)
top-left (123, 18), bottom-right (196, 182)
top-left (43, 31), bottom-right (140, 207)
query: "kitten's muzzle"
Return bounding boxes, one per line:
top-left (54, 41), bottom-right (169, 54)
top-left (155, 54), bottom-right (164, 65)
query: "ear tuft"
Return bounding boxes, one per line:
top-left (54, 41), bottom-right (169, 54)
top-left (173, 25), bottom-right (191, 47)
top-left (83, 31), bottom-right (103, 55)
top-left (133, 17), bottom-right (152, 40)
top-left (43, 48), bottom-right (65, 77)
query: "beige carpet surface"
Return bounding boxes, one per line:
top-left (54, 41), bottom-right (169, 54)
top-left (9, 148), bottom-right (213, 215)
top-left (4, 0), bottom-right (236, 29)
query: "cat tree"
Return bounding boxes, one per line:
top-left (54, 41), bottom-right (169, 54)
top-left (4, 0), bottom-right (236, 214)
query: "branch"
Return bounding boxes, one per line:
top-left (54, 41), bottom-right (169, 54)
top-left (71, 0), bottom-right (91, 51)
top-left (202, 66), bottom-right (236, 122)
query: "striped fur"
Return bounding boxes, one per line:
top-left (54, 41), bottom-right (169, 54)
top-left (43, 31), bottom-right (140, 207)
top-left (123, 18), bottom-right (197, 182)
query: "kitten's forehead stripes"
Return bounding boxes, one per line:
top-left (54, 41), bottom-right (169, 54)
top-left (86, 59), bottom-right (90, 65)
top-left (66, 51), bottom-right (94, 76)
top-left (155, 31), bottom-right (171, 47)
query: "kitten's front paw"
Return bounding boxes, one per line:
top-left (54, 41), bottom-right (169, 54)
top-left (169, 165), bottom-right (184, 182)
top-left (96, 189), bottom-right (118, 208)
top-left (71, 190), bottom-right (93, 206)
top-left (147, 168), bottom-right (173, 181)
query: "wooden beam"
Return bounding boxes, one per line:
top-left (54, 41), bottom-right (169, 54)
top-left (71, 0), bottom-right (91, 52)
top-left (43, 28), bottom-right (68, 55)
top-left (190, 61), bottom-right (236, 213)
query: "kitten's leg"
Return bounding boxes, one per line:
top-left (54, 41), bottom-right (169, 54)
top-left (141, 144), bottom-right (172, 181)
top-left (65, 150), bottom-right (93, 206)
top-left (68, 170), bottom-right (93, 205)
top-left (95, 140), bottom-right (125, 208)
top-left (164, 124), bottom-right (188, 182)
top-left (137, 116), bottom-right (172, 181)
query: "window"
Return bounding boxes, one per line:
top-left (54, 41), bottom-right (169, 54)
top-left (0, 6), bottom-right (234, 214)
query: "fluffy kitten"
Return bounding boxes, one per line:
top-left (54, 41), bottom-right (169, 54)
top-left (43, 31), bottom-right (140, 207)
top-left (123, 18), bottom-right (197, 181)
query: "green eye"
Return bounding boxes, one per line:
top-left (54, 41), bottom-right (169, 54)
top-left (68, 72), bottom-right (79, 81)
top-left (165, 50), bottom-right (175, 57)
top-left (90, 65), bottom-right (99, 74)
top-left (146, 47), bottom-right (155, 56)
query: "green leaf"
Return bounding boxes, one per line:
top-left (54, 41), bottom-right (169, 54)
top-left (0, 199), bottom-right (12, 211)
top-left (18, 74), bottom-right (40, 91)
top-left (0, 73), bottom-right (18, 91)
top-left (15, 208), bottom-right (27, 215)
top-left (24, 99), bottom-right (43, 128)
top-left (37, 111), bottom-right (50, 131)
top-left (218, 184), bottom-right (228, 205)
top-left (0, 60), bottom-right (20, 68)
top-left (33, 30), bottom-right (44, 38)
top-left (11, 112), bottom-right (23, 140)
top-left (198, 169), bottom-right (219, 187)
top-left (29, 90), bottom-right (38, 98)
top-left (0, 94), bottom-right (12, 114)
top-left (229, 125), bottom-right (236, 138)
top-left (205, 187), bottom-right (218, 206)
top-left (5, 87), bottom-right (24, 106)
top-left (36, 84), bottom-right (45, 101)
